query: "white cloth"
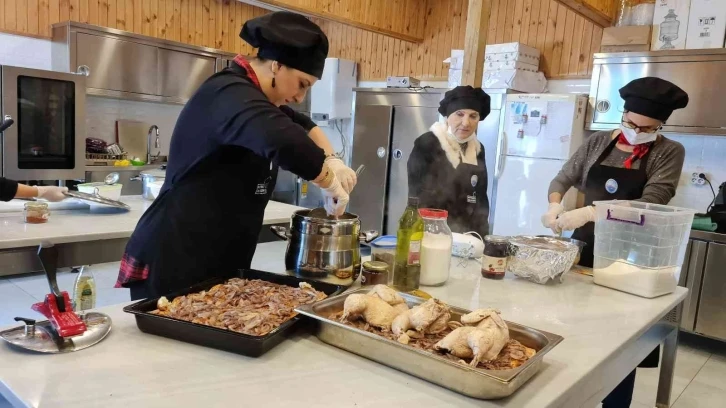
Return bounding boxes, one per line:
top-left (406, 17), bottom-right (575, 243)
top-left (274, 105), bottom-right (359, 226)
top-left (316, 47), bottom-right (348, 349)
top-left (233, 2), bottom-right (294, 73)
top-left (324, 157), bottom-right (357, 193)
top-left (36, 186), bottom-right (68, 202)
top-left (556, 206), bottom-right (596, 231)
top-left (541, 202), bottom-right (565, 234)
top-left (430, 122), bottom-right (481, 167)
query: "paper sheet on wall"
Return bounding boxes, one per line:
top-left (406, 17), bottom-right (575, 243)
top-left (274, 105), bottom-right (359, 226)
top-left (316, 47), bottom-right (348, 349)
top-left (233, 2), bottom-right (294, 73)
top-left (544, 101), bottom-right (574, 143)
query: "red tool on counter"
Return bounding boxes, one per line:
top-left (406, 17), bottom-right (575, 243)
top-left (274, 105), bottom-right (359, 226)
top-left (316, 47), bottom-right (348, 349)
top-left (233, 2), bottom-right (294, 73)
top-left (31, 244), bottom-right (87, 338)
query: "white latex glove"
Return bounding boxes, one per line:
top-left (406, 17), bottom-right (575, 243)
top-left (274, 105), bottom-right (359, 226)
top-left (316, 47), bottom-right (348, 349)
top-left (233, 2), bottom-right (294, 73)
top-left (556, 206), bottom-right (596, 231)
top-left (325, 157), bottom-right (357, 193)
top-left (318, 176), bottom-right (349, 216)
top-left (36, 186), bottom-right (68, 202)
top-left (541, 202), bottom-right (565, 233)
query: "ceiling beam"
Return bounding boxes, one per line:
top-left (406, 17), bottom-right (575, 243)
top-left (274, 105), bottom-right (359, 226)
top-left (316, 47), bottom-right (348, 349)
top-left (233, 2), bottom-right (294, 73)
top-left (462, 0), bottom-right (492, 87)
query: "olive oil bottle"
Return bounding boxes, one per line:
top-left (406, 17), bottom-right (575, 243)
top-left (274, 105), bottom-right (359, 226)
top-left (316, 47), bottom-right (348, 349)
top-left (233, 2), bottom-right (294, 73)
top-left (392, 197), bottom-right (424, 291)
top-left (73, 266), bottom-right (97, 311)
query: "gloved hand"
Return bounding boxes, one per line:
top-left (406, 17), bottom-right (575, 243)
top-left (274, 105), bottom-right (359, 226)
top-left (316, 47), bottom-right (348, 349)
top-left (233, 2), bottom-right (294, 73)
top-left (324, 157), bottom-right (357, 193)
top-left (541, 202), bottom-right (565, 234)
top-left (36, 186), bottom-right (68, 202)
top-left (556, 206), bottom-right (596, 231)
top-left (317, 176), bottom-right (349, 216)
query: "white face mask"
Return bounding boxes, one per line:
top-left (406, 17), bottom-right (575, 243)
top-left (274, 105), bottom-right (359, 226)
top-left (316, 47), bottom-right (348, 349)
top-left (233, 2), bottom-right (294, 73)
top-left (620, 125), bottom-right (657, 145)
top-left (447, 125), bottom-right (477, 144)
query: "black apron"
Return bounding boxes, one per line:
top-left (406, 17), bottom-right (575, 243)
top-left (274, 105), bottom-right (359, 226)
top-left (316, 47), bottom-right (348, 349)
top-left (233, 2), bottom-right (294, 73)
top-left (571, 135), bottom-right (659, 368)
top-left (448, 161), bottom-right (490, 237)
top-left (128, 148), bottom-right (277, 300)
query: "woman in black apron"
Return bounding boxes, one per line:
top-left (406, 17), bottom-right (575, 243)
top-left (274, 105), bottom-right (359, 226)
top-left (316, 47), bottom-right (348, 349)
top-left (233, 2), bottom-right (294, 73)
top-left (408, 86), bottom-right (491, 238)
top-left (543, 77), bottom-right (689, 407)
top-left (115, 12), bottom-right (355, 300)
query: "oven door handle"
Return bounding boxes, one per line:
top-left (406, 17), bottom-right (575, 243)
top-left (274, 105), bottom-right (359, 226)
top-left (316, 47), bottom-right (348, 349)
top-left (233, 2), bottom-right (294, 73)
top-left (0, 115), bottom-right (14, 133)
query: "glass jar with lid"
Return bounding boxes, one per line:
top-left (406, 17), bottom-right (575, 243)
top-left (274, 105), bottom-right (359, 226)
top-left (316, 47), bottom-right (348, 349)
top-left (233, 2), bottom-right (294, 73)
top-left (24, 202), bottom-right (49, 224)
top-left (482, 235), bottom-right (510, 280)
top-left (419, 209), bottom-right (453, 286)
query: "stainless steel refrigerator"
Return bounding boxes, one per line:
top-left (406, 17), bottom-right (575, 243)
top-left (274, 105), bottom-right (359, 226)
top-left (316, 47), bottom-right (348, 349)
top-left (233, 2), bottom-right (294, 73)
top-left (348, 88), bottom-right (512, 235)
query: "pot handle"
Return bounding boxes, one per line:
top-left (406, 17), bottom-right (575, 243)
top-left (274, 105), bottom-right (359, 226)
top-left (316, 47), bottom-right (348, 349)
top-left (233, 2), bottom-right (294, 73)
top-left (129, 176), bottom-right (141, 182)
top-left (270, 225), bottom-right (291, 241)
top-left (359, 230), bottom-right (379, 243)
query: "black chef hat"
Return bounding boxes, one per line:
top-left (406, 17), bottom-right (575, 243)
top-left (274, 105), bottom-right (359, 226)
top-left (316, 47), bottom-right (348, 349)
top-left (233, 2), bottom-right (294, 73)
top-left (240, 11), bottom-right (329, 79)
top-left (438, 86), bottom-right (491, 121)
top-left (619, 77), bottom-right (689, 122)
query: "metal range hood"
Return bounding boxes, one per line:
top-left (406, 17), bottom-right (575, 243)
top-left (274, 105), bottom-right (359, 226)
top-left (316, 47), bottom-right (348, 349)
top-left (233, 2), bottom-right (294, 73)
top-left (587, 49), bottom-right (726, 136)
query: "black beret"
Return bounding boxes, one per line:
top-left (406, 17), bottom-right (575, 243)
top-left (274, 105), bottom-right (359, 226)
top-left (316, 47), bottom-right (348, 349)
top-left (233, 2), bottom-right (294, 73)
top-left (619, 77), bottom-right (689, 122)
top-left (240, 12), bottom-right (329, 79)
top-left (438, 86), bottom-right (491, 121)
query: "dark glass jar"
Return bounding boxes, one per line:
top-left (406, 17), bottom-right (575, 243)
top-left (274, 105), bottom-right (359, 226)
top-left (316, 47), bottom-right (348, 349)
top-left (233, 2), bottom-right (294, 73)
top-left (482, 235), bottom-right (509, 280)
top-left (361, 261), bottom-right (389, 286)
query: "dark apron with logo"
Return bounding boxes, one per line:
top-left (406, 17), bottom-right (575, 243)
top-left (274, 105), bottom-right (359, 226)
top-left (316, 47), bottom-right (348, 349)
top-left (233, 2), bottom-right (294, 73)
top-left (572, 136), bottom-right (659, 369)
top-left (127, 148), bottom-right (277, 300)
top-left (448, 161), bottom-right (490, 238)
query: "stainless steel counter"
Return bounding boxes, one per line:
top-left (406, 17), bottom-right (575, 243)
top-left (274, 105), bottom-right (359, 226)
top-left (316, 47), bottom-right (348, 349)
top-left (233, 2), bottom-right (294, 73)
top-left (689, 229), bottom-right (726, 244)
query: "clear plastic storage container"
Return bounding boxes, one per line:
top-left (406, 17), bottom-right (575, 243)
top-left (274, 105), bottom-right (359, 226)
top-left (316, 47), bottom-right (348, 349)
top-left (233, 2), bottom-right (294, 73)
top-left (592, 200), bottom-right (695, 298)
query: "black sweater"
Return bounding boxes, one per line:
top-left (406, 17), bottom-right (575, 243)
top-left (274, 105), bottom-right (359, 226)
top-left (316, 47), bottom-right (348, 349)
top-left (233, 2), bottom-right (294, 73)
top-left (0, 178), bottom-right (18, 202)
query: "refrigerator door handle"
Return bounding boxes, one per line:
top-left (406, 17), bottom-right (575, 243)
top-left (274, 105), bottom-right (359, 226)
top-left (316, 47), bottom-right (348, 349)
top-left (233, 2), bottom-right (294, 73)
top-left (496, 131), bottom-right (507, 179)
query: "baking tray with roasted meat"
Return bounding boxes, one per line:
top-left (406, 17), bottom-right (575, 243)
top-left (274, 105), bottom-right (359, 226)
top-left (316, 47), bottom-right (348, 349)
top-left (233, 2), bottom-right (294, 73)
top-left (123, 269), bottom-right (345, 357)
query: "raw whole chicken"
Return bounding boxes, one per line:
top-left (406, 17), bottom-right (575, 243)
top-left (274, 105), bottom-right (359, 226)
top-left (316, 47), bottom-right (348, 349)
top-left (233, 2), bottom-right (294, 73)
top-left (434, 326), bottom-right (503, 367)
top-left (392, 298), bottom-right (451, 340)
top-left (341, 293), bottom-right (400, 330)
top-left (455, 308), bottom-right (510, 363)
top-left (368, 285), bottom-right (410, 315)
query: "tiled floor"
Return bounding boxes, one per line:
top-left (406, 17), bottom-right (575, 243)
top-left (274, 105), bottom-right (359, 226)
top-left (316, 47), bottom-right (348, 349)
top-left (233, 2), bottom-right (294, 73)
top-left (1, 264), bottom-right (725, 407)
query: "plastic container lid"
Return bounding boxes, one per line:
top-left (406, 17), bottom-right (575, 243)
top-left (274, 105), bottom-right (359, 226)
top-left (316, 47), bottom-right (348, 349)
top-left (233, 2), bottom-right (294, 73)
top-left (370, 235), bottom-right (397, 248)
top-left (419, 208), bottom-right (448, 219)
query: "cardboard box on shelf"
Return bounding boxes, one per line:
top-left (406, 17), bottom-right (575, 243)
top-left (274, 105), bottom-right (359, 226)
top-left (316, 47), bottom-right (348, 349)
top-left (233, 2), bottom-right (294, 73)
top-left (600, 25), bottom-right (652, 53)
top-left (484, 60), bottom-right (539, 72)
top-left (685, 0), bottom-right (726, 49)
top-left (484, 42), bottom-right (541, 66)
top-left (601, 44), bottom-right (651, 53)
top-left (651, 0), bottom-right (691, 51)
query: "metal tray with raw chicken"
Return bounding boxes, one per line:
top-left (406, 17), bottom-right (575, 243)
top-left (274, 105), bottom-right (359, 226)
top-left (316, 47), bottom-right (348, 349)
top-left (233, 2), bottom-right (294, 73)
top-left (295, 285), bottom-right (563, 399)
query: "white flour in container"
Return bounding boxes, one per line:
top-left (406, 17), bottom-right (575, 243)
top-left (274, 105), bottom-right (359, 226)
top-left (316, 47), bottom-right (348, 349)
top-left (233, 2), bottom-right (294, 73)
top-left (420, 232), bottom-right (452, 286)
top-left (593, 259), bottom-right (679, 298)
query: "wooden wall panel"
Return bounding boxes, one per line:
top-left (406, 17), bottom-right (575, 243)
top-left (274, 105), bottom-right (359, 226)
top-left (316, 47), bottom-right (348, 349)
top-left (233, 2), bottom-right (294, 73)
top-left (485, 0), bottom-right (602, 78)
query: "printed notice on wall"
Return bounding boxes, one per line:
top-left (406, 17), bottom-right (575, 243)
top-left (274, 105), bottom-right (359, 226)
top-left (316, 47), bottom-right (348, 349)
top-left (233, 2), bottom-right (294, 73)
top-left (545, 101), bottom-right (573, 143)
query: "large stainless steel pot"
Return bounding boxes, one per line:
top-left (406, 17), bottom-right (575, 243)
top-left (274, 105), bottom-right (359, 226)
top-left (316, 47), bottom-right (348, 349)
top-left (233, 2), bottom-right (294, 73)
top-left (271, 209), bottom-right (378, 286)
top-left (130, 168), bottom-right (166, 200)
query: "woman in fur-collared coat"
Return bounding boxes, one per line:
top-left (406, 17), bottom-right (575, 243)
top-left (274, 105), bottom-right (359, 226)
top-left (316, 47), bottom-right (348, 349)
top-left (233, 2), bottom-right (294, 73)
top-left (407, 86), bottom-right (491, 238)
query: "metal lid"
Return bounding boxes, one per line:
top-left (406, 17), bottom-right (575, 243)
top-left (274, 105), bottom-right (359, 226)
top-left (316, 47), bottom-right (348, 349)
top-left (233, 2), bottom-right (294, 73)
top-left (0, 312), bottom-right (112, 353)
top-left (362, 261), bottom-right (389, 272)
top-left (64, 191), bottom-right (131, 210)
top-left (370, 235), bottom-right (397, 248)
top-left (484, 235), bottom-right (509, 244)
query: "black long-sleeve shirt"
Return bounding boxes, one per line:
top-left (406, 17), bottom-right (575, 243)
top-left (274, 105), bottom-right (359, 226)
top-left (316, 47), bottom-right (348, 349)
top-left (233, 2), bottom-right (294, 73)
top-left (0, 177), bottom-right (18, 202)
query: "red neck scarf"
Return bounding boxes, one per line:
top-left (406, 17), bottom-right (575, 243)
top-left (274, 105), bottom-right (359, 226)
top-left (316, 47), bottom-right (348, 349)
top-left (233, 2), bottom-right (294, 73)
top-left (233, 55), bottom-right (261, 89)
top-left (617, 133), bottom-right (653, 169)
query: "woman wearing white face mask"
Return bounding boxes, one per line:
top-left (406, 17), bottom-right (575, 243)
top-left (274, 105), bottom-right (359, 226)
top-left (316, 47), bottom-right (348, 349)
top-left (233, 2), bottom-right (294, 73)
top-left (542, 76), bottom-right (688, 408)
top-left (542, 77), bottom-right (688, 267)
top-left (408, 86), bottom-right (491, 238)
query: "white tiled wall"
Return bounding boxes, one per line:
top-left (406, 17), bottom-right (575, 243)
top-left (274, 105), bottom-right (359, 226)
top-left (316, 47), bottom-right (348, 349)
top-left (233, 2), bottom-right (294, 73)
top-left (85, 97), bottom-right (184, 155)
top-left (667, 134), bottom-right (726, 213)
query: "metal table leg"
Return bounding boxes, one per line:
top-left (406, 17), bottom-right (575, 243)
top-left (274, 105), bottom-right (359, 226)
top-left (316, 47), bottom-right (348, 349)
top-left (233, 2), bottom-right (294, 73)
top-left (656, 325), bottom-right (679, 407)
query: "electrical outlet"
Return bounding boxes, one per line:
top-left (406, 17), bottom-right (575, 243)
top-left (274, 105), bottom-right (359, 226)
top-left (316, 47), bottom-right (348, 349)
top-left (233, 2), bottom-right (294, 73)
top-left (690, 172), bottom-right (709, 186)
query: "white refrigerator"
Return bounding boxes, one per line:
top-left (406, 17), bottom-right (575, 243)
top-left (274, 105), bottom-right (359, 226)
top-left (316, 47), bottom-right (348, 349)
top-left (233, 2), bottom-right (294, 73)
top-left (491, 93), bottom-right (588, 237)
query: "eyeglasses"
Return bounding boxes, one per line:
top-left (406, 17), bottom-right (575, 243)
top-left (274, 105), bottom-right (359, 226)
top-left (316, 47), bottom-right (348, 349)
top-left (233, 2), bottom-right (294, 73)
top-left (621, 116), bottom-right (662, 134)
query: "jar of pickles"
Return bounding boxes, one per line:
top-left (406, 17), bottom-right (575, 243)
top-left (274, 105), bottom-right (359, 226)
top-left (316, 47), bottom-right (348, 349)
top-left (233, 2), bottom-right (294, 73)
top-left (24, 202), bottom-right (49, 224)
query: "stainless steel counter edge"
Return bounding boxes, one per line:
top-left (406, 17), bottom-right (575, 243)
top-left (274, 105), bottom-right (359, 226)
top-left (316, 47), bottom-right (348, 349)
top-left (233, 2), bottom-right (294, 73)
top-left (85, 165), bottom-right (166, 172)
top-left (689, 229), bottom-right (726, 245)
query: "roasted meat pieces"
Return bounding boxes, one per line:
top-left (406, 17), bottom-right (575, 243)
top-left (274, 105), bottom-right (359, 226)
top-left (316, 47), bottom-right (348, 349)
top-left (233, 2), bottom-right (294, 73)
top-left (151, 279), bottom-right (327, 336)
